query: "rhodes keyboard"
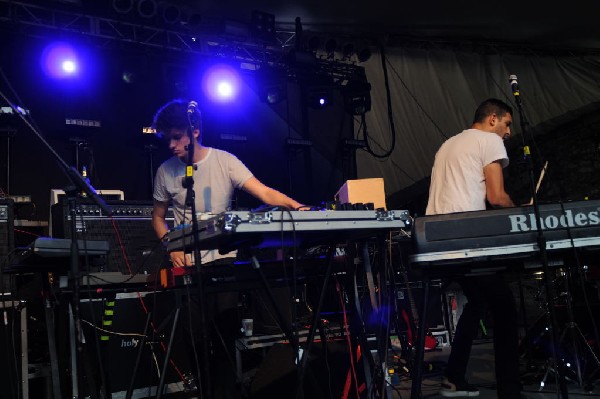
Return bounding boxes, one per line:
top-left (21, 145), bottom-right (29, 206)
top-left (409, 199), bottom-right (600, 274)
top-left (167, 209), bottom-right (410, 253)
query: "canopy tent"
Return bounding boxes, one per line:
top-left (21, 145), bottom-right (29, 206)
top-left (357, 44), bottom-right (600, 210)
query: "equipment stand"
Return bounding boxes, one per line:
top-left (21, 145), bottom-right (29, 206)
top-left (145, 143), bottom-right (158, 198)
top-left (540, 266), bottom-right (600, 391)
top-left (410, 276), bottom-right (430, 399)
top-left (157, 304), bottom-right (182, 399)
top-left (0, 85), bottom-right (112, 398)
top-left (183, 105), bottom-right (211, 398)
top-left (69, 137), bottom-right (87, 173)
top-left (511, 77), bottom-right (568, 398)
top-left (125, 312), bottom-right (152, 399)
top-left (294, 247), bottom-right (335, 399)
top-left (1, 129), bottom-right (16, 193)
top-left (45, 299), bottom-right (62, 399)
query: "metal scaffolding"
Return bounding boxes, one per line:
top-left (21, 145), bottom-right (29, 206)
top-left (0, 0), bottom-right (367, 83)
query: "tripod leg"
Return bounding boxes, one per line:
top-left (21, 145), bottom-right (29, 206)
top-left (570, 323), bottom-right (600, 390)
top-left (126, 312), bottom-right (152, 399)
top-left (565, 322), bottom-right (584, 386)
top-left (410, 277), bottom-right (430, 399)
top-left (156, 307), bottom-right (181, 399)
top-left (539, 359), bottom-right (553, 392)
top-left (45, 301), bottom-right (62, 399)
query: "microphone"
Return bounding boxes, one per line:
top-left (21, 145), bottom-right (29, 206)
top-left (508, 75), bottom-right (519, 97)
top-left (187, 100), bottom-right (198, 114)
top-left (187, 100), bottom-right (200, 130)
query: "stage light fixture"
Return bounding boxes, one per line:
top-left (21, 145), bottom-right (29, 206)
top-left (307, 36), bottom-right (321, 53)
top-left (217, 81), bottom-right (233, 97)
top-left (257, 84), bottom-right (285, 105)
top-left (222, 19), bottom-right (250, 38)
top-left (342, 42), bottom-right (355, 59)
top-left (41, 42), bottom-right (80, 79)
top-left (122, 70), bottom-right (136, 84)
top-left (267, 89), bottom-right (283, 104)
top-left (251, 10), bottom-right (276, 42)
top-left (308, 86), bottom-right (333, 109)
top-left (188, 13), bottom-right (202, 27)
top-left (188, 13), bottom-right (202, 26)
top-left (159, 1), bottom-right (181, 25)
top-left (346, 95), bottom-right (371, 115)
top-left (62, 60), bottom-right (77, 74)
top-left (342, 81), bottom-right (372, 115)
top-left (201, 63), bottom-right (241, 103)
top-left (255, 66), bottom-right (287, 105)
top-left (324, 38), bottom-right (337, 55)
top-left (357, 46), bottom-right (372, 62)
top-left (112, 0), bottom-right (134, 14)
top-left (137, 0), bottom-right (157, 19)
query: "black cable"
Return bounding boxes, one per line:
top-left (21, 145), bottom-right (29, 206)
top-left (380, 52), bottom-right (449, 141)
top-left (363, 46), bottom-right (396, 159)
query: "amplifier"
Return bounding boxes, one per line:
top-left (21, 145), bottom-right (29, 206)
top-left (0, 198), bottom-right (15, 260)
top-left (76, 291), bottom-right (194, 396)
top-left (51, 200), bottom-right (174, 274)
top-left (0, 199), bottom-right (15, 292)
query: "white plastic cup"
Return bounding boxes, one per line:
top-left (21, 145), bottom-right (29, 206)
top-left (241, 318), bottom-right (253, 337)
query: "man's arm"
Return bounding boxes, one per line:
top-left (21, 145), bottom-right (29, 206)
top-left (152, 199), bottom-right (188, 267)
top-left (242, 177), bottom-right (304, 210)
top-left (484, 160), bottom-right (515, 208)
top-left (152, 199), bottom-right (170, 240)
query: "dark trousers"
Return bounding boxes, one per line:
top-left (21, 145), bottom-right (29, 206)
top-left (446, 274), bottom-right (521, 399)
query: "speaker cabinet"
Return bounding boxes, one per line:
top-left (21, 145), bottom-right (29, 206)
top-left (0, 199), bottom-right (15, 292)
top-left (74, 291), bottom-right (196, 397)
top-left (51, 200), bottom-right (173, 274)
top-left (0, 198), bottom-right (15, 259)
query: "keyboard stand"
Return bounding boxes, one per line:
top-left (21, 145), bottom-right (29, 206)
top-left (410, 276), bottom-right (431, 398)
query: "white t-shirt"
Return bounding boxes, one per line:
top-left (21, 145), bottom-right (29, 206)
top-left (153, 147), bottom-right (254, 263)
top-left (154, 147), bottom-right (253, 226)
top-left (426, 129), bottom-right (509, 215)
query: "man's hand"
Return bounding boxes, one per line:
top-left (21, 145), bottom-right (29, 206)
top-left (169, 251), bottom-right (191, 267)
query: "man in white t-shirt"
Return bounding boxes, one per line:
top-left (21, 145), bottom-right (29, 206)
top-left (427, 99), bottom-right (514, 215)
top-left (426, 99), bottom-right (521, 398)
top-left (152, 99), bottom-right (303, 267)
top-left (150, 98), bottom-right (303, 399)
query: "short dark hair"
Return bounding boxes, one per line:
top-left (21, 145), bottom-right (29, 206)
top-left (472, 98), bottom-right (513, 124)
top-left (152, 98), bottom-right (202, 137)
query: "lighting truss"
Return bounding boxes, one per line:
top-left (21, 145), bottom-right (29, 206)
top-left (0, 1), bottom-right (291, 63)
top-left (0, 0), bottom-right (367, 85)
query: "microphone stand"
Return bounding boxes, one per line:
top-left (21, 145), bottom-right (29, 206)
top-left (0, 89), bottom-right (111, 398)
top-left (181, 115), bottom-right (211, 399)
top-left (511, 83), bottom-right (568, 399)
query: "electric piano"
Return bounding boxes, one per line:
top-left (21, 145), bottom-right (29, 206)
top-left (409, 199), bottom-right (600, 275)
top-left (166, 209), bottom-right (410, 253)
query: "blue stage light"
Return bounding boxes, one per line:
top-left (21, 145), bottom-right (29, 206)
top-left (41, 42), bottom-right (79, 79)
top-left (62, 59), bottom-right (77, 74)
top-left (201, 64), bottom-right (240, 103)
